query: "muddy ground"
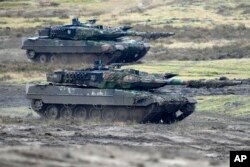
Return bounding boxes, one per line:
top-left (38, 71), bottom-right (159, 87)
top-left (0, 84), bottom-right (250, 167)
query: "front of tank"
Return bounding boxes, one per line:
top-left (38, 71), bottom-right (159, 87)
top-left (116, 39), bottom-right (150, 63)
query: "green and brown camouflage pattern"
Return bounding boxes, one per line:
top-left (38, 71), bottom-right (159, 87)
top-left (47, 61), bottom-right (245, 90)
top-left (50, 26), bottom-right (174, 40)
top-left (26, 62), bottom-right (197, 124)
top-left (47, 62), bottom-right (182, 90)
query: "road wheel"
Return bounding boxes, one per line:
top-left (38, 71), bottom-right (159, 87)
top-left (73, 106), bottom-right (88, 120)
top-left (131, 108), bottom-right (145, 122)
top-left (38, 54), bottom-right (48, 63)
top-left (45, 105), bottom-right (59, 120)
top-left (102, 108), bottom-right (116, 122)
top-left (50, 55), bottom-right (57, 63)
top-left (115, 108), bottom-right (130, 121)
top-left (26, 50), bottom-right (36, 59)
top-left (60, 106), bottom-right (73, 119)
top-left (89, 107), bottom-right (102, 121)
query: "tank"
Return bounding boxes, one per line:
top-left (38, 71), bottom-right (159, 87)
top-left (26, 61), bottom-right (196, 124)
top-left (21, 18), bottom-right (174, 64)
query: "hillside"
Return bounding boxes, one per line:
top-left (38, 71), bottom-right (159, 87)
top-left (0, 0), bottom-right (250, 61)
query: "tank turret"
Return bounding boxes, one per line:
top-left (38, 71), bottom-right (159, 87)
top-left (71, 18), bottom-right (97, 26)
top-left (39, 18), bottom-right (174, 40)
top-left (47, 61), bottom-right (180, 90)
top-left (47, 25), bottom-right (175, 40)
top-left (47, 61), bottom-right (245, 90)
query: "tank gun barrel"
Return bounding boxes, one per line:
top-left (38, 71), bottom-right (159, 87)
top-left (184, 80), bottom-right (243, 88)
top-left (74, 29), bottom-right (175, 40)
top-left (132, 31), bottom-right (175, 39)
top-left (161, 78), bottom-right (244, 88)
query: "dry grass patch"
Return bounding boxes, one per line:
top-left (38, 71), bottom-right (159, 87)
top-left (0, 59), bottom-right (249, 84)
top-left (128, 58), bottom-right (250, 80)
top-left (197, 95), bottom-right (250, 116)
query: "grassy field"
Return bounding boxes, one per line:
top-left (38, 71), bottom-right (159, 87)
top-left (0, 0), bottom-right (249, 28)
top-left (0, 58), bottom-right (249, 83)
top-left (197, 95), bottom-right (250, 116)
top-left (129, 58), bottom-right (250, 80)
top-left (1, 0), bottom-right (250, 60)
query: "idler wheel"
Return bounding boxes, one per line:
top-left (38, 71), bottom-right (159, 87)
top-left (60, 106), bottom-right (73, 119)
top-left (162, 112), bottom-right (177, 124)
top-left (73, 106), bottom-right (88, 120)
top-left (38, 54), bottom-right (48, 64)
top-left (45, 105), bottom-right (59, 120)
top-left (31, 99), bottom-right (43, 111)
top-left (26, 50), bottom-right (36, 59)
top-left (162, 103), bottom-right (195, 124)
top-left (178, 103), bottom-right (195, 121)
top-left (102, 108), bottom-right (116, 122)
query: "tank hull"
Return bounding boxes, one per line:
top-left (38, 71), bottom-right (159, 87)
top-left (21, 38), bottom-right (149, 64)
top-left (26, 84), bottom-right (196, 124)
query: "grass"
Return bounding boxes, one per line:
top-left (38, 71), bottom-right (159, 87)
top-left (0, 1), bottom-right (31, 8)
top-left (128, 58), bottom-right (250, 80)
top-left (157, 39), bottom-right (241, 49)
top-left (0, 58), bottom-right (249, 84)
top-left (0, 0), bottom-right (249, 28)
top-left (196, 95), bottom-right (250, 116)
top-left (0, 17), bottom-right (66, 28)
top-left (0, 106), bottom-right (33, 118)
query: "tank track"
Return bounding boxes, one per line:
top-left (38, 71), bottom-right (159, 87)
top-left (31, 100), bottom-right (195, 124)
top-left (27, 50), bottom-right (145, 64)
top-left (27, 53), bottom-right (120, 65)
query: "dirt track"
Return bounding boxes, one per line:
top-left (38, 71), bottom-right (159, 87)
top-left (0, 84), bottom-right (250, 167)
top-left (1, 113), bottom-right (250, 167)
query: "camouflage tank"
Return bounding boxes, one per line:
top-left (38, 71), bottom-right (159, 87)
top-left (26, 61), bottom-right (196, 124)
top-left (21, 18), bottom-right (174, 64)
